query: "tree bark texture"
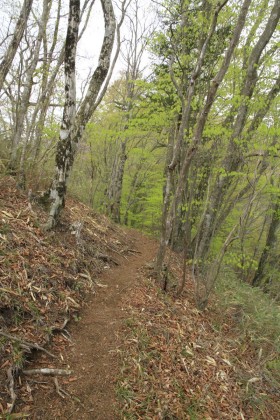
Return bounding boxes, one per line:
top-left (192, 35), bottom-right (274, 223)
top-left (29, 0), bottom-right (63, 165)
top-left (46, 0), bottom-right (116, 228)
top-left (12, 0), bottom-right (52, 183)
top-left (28, 0), bottom-right (93, 168)
top-left (46, 0), bottom-right (80, 229)
top-left (252, 198), bottom-right (280, 287)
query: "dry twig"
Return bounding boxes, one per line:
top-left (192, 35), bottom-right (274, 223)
top-left (0, 330), bottom-right (56, 358)
top-left (127, 248), bottom-right (142, 254)
top-left (50, 318), bottom-right (70, 335)
top-left (53, 377), bottom-right (71, 398)
top-left (7, 367), bottom-right (17, 414)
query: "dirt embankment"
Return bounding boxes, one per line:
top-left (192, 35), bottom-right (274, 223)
top-left (0, 175), bottom-right (157, 418)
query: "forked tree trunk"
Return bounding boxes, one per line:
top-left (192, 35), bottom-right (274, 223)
top-left (29, 0), bottom-right (63, 166)
top-left (30, 0), bottom-right (95, 168)
top-left (45, 0), bottom-right (116, 229)
top-left (45, 0), bottom-right (80, 228)
top-left (15, 0), bottom-right (52, 185)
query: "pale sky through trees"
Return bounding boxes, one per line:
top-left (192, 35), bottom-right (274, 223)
top-left (0, 0), bottom-right (156, 101)
top-left (77, 0), bottom-right (156, 91)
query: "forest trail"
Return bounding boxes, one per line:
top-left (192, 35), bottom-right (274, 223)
top-left (1, 177), bottom-right (279, 419)
top-left (31, 230), bottom-right (158, 419)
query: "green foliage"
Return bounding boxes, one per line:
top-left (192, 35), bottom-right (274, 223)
top-left (70, 74), bottom-right (170, 233)
top-left (224, 252), bottom-right (258, 271)
top-left (68, 0), bottom-right (280, 303)
top-left (216, 270), bottom-right (280, 355)
top-left (266, 357), bottom-right (280, 382)
top-left (121, 147), bottom-right (165, 233)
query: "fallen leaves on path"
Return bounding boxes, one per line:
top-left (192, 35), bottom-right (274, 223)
top-left (0, 176), bottom-right (131, 415)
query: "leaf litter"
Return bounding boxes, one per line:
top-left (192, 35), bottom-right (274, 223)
top-left (0, 176), bottom-right (132, 416)
top-left (118, 261), bottom-right (280, 419)
top-left (0, 175), bottom-right (279, 419)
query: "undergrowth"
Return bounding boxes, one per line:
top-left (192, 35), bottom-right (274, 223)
top-left (117, 270), bottom-right (280, 419)
top-left (216, 269), bottom-right (280, 357)
top-left (215, 269), bottom-right (280, 414)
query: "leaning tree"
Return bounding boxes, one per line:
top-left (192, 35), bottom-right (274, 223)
top-left (45, 0), bottom-right (129, 229)
top-left (0, 0), bottom-right (34, 91)
top-left (152, 0), bottom-right (279, 306)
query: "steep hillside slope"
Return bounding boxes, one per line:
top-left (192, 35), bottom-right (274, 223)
top-left (0, 176), bottom-right (135, 415)
top-left (0, 175), bottom-right (279, 419)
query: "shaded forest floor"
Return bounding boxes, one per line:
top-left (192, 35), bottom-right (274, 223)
top-left (0, 176), bottom-right (279, 419)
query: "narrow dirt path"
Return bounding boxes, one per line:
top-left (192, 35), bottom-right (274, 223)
top-left (31, 231), bottom-right (158, 419)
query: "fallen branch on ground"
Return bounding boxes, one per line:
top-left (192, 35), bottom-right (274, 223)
top-left (127, 248), bottom-right (142, 254)
top-left (23, 368), bottom-right (72, 376)
top-left (7, 367), bottom-right (17, 414)
top-left (79, 271), bottom-right (108, 288)
top-left (95, 281), bottom-right (108, 288)
top-left (0, 287), bottom-right (21, 296)
top-left (107, 246), bottom-right (129, 260)
top-left (95, 251), bottom-right (119, 265)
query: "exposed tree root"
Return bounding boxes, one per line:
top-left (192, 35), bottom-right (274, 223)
top-left (0, 330), bottom-right (56, 358)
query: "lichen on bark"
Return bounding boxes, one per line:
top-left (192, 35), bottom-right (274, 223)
top-left (45, 0), bottom-right (117, 229)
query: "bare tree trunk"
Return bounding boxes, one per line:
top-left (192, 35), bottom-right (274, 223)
top-left (105, 0), bottom-right (152, 223)
top-left (11, 0), bottom-right (52, 184)
top-left (30, 0), bottom-right (96, 167)
top-left (252, 192), bottom-right (280, 287)
top-left (0, 0), bottom-right (34, 91)
top-left (106, 140), bottom-right (127, 223)
top-left (29, 0), bottom-right (63, 165)
top-left (45, 0), bottom-right (80, 228)
top-left (156, 119), bottom-right (179, 270)
top-left (45, 0), bottom-right (116, 229)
